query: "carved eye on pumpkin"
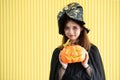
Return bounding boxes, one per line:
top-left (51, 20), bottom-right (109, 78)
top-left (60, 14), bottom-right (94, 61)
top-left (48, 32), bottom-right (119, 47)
top-left (60, 45), bottom-right (86, 64)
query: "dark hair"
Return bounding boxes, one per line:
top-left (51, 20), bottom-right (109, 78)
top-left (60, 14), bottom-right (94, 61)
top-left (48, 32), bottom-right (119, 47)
top-left (58, 14), bottom-right (91, 51)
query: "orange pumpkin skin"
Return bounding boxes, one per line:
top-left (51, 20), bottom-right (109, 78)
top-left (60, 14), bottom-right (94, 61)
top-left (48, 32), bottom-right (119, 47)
top-left (60, 45), bottom-right (86, 64)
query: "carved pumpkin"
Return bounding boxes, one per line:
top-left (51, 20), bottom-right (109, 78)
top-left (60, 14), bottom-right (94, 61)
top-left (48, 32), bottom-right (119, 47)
top-left (60, 39), bottom-right (86, 64)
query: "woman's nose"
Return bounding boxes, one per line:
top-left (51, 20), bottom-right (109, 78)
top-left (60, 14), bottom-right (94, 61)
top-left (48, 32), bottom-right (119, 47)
top-left (69, 29), bottom-right (74, 34)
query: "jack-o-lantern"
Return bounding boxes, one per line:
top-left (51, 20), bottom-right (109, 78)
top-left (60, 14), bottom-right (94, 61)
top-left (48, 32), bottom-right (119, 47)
top-left (60, 39), bottom-right (86, 64)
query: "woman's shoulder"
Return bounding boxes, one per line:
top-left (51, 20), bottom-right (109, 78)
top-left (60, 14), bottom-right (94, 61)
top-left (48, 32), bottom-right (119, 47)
top-left (52, 47), bottom-right (61, 56)
top-left (89, 43), bottom-right (100, 54)
top-left (90, 43), bottom-right (99, 51)
top-left (53, 47), bottom-right (61, 52)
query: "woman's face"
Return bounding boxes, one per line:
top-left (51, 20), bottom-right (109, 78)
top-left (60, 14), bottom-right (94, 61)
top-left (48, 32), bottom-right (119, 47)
top-left (64, 20), bottom-right (82, 41)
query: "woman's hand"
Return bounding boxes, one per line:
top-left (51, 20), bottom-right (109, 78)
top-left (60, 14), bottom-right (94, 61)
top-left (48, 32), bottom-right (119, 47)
top-left (59, 53), bottom-right (68, 69)
top-left (81, 50), bottom-right (89, 68)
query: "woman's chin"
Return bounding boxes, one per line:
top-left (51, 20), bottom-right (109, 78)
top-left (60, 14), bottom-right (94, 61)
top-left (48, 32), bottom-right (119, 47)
top-left (69, 38), bottom-right (77, 41)
top-left (67, 36), bottom-right (78, 41)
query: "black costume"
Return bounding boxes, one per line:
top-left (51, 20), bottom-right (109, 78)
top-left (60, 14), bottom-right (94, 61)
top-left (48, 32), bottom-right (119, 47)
top-left (49, 44), bottom-right (105, 80)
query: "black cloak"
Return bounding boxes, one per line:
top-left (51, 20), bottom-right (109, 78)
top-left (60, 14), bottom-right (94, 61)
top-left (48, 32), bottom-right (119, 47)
top-left (49, 44), bottom-right (106, 80)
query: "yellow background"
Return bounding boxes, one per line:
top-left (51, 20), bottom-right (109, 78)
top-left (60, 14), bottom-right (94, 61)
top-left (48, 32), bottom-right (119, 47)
top-left (0, 0), bottom-right (120, 80)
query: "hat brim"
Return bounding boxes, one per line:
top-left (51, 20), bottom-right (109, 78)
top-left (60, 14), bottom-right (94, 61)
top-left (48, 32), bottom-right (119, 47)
top-left (84, 27), bottom-right (90, 33)
top-left (58, 21), bottom-right (90, 35)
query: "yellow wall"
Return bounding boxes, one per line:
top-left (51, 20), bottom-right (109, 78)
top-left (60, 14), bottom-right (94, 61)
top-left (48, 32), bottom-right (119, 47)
top-left (0, 0), bottom-right (120, 80)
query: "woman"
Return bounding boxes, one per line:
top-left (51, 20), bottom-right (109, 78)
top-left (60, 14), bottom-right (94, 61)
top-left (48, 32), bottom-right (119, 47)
top-left (50, 2), bottom-right (105, 80)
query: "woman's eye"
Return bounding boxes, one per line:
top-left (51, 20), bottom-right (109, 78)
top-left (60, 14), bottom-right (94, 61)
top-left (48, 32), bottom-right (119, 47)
top-left (73, 27), bottom-right (78, 30)
top-left (64, 27), bottom-right (69, 30)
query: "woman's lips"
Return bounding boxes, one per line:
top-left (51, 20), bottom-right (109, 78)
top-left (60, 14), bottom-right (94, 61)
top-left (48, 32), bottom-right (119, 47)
top-left (69, 35), bottom-right (74, 37)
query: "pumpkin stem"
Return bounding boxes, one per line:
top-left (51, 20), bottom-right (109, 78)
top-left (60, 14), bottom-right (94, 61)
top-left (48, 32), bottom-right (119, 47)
top-left (63, 39), bottom-right (71, 47)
